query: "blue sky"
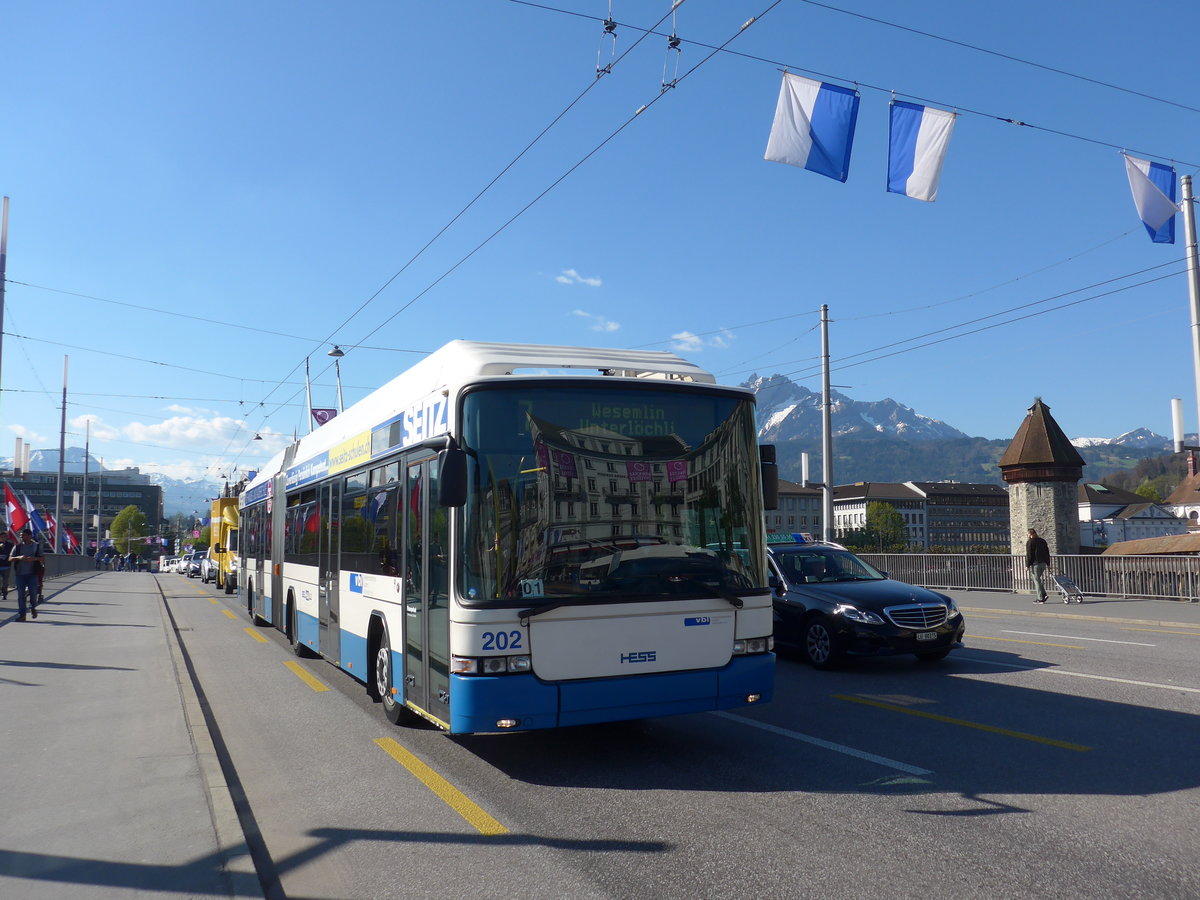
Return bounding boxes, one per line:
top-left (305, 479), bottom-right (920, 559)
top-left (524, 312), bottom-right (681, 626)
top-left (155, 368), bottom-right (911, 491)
top-left (2, 0), bottom-right (1197, 482)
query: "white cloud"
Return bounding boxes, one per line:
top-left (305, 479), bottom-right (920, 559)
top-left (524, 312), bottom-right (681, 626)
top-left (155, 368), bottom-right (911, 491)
top-left (7, 424), bottom-right (49, 444)
top-left (573, 309), bottom-right (620, 333)
top-left (124, 415), bottom-right (245, 448)
top-left (556, 268), bottom-right (602, 287)
top-left (670, 329), bottom-right (735, 354)
top-left (70, 414), bottom-right (121, 442)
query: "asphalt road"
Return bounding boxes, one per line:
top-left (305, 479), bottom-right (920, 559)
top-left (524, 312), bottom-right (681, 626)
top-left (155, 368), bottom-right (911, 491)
top-left (160, 575), bottom-right (1200, 899)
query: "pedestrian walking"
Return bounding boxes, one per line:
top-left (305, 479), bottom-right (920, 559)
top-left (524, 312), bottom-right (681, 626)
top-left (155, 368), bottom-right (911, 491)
top-left (1026, 527), bottom-right (1051, 603)
top-left (10, 528), bottom-right (44, 621)
top-left (0, 534), bottom-right (14, 602)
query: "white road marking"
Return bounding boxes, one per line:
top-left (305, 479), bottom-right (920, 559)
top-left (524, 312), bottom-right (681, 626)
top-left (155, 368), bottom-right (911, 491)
top-left (713, 711), bottom-right (933, 775)
top-left (1002, 630), bottom-right (1154, 647)
top-left (957, 656), bottom-right (1200, 694)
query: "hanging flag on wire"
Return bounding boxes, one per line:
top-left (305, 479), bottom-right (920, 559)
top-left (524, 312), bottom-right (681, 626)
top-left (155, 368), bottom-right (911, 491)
top-left (764, 72), bottom-right (860, 183)
top-left (1123, 154), bottom-right (1178, 244)
top-left (887, 100), bottom-right (956, 202)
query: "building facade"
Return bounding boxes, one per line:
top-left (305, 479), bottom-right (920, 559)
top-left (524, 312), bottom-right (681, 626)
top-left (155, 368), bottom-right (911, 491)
top-left (1077, 482), bottom-right (1188, 548)
top-left (907, 481), bottom-right (1011, 551)
top-left (766, 479), bottom-right (824, 541)
top-left (3, 467), bottom-right (164, 547)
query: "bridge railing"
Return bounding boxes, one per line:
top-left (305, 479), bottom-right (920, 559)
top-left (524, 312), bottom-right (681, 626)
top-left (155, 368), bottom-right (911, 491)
top-left (858, 553), bottom-right (1200, 602)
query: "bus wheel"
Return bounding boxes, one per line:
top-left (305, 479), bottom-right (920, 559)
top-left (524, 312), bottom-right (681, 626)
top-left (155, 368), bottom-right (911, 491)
top-left (375, 627), bottom-right (411, 725)
top-left (288, 597), bottom-right (313, 658)
top-left (224, 577), bottom-right (234, 595)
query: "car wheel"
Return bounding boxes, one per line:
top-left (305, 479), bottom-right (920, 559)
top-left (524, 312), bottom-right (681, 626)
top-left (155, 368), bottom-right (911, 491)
top-left (803, 618), bottom-right (842, 670)
top-left (916, 648), bottom-right (951, 662)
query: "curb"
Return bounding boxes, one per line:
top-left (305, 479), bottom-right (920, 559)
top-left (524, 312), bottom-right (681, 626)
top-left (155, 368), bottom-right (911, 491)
top-left (156, 582), bottom-right (257, 897)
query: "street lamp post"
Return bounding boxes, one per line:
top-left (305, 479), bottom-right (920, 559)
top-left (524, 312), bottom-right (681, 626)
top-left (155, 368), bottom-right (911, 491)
top-left (328, 345), bottom-right (345, 413)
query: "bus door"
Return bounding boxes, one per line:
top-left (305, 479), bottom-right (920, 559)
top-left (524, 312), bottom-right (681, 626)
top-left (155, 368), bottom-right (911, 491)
top-left (270, 472), bottom-right (287, 624)
top-left (318, 480), bottom-right (342, 663)
top-left (403, 456), bottom-right (450, 723)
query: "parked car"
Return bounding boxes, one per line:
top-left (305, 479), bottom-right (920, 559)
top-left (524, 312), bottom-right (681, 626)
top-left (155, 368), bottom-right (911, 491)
top-left (183, 553), bottom-right (202, 578)
top-left (767, 542), bottom-right (965, 668)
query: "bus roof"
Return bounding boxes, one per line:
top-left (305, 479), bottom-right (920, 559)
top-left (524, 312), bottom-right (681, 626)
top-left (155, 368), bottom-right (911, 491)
top-left (244, 340), bottom-right (721, 497)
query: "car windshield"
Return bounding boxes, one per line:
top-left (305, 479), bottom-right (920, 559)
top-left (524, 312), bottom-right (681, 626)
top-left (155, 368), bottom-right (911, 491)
top-left (773, 546), bottom-right (885, 584)
top-left (457, 382), bottom-right (767, 606)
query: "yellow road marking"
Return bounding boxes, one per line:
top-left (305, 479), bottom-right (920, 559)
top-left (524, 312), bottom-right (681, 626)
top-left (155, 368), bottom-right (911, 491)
top-left (836, 694), bottom-right (1092, 752)
top-left (1122, 627), bottom-right (1200, 637)
top-left (283, 660), bottom-right (330, 692)
top-left (221, 609), bottom-right (237, 620)
top-left (963, 613), bottom-right (1005, 620)
top-left (209, 598), bottom-right (219, 605)
top-left (968, 634), bottom-right (1083, 649)
top-left (374, 737), bottom-right (508, 835)
top-left (243, 627), bottom-right (268, 644)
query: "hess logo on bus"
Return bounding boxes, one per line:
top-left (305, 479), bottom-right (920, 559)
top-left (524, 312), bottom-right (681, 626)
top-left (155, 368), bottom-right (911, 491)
top-left (620, 650), bottom-right (657, 664)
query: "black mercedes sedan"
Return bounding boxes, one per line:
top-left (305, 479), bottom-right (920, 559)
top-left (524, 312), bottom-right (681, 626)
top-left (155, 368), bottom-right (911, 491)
top-left (767, 543), bottom-right (965, 669)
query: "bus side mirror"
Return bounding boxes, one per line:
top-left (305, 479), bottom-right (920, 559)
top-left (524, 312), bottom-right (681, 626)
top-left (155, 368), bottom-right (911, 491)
top-left (213, 545), bottom-right (223, 553)
top-left (759, 444), bottom-right (778, 511)
top-left (438, 439), bottom-right (468, 508)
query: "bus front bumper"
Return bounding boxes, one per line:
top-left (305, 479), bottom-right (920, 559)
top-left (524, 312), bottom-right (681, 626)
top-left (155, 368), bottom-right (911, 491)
top-left (447, 653), bottom-right (774, 734)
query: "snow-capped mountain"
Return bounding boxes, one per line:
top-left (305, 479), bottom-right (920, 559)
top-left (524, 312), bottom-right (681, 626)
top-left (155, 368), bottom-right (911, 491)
top-left (748, 374), bottom-right (969, 443)
top-left (1070, 428), bottom-right (1178, 451)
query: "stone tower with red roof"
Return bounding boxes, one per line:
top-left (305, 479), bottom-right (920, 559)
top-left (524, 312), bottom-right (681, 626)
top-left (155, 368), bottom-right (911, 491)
top-left (998, 398), bottom-right (1085, 555)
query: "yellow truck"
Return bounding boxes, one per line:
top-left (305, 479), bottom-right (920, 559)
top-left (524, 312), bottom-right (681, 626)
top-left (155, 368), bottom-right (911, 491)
top-left (206, 497), bottom-right (240, 594)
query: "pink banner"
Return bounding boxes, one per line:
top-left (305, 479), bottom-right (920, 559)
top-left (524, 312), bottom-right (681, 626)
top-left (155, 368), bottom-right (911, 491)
top-left (666, 460), bottom-right (688, 483)
top-left (554, 450), bottom-right (577, 478)
top-left (535, 443), bottom-right (549, 470)
top-left (626, 461), bottom-right (653, 483)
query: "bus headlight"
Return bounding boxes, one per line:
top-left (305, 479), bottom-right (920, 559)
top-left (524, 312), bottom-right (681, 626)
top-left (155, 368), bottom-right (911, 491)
top-left (732, 637), bottom-right (773, 655)
top-left (452, 654), bottom-right (532, 675)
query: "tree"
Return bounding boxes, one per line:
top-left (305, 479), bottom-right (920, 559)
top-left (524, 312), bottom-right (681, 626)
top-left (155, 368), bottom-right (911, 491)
top-left (866, 501), bottom-right (908, 551)
top-left (110, 505), bottom-right (148, 553)
top-left (1135, 482), bottom-right (1164, 503)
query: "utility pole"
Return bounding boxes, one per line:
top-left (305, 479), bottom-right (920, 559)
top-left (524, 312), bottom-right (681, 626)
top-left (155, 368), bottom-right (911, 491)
top-left (820, 305), bottom-right (834, 542)
top-left (54, 356), bottom-right (68, 553)
top-left (0, 197), bottom-right (8, 425)
top-left (1182, 176), bottom-right (1200, 446)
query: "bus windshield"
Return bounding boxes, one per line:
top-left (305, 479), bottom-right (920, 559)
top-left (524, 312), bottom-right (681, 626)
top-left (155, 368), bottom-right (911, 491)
top-left (458, 383), bottom-right (767, 606)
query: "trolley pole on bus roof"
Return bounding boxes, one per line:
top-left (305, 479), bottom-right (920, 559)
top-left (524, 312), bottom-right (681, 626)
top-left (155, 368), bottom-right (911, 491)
top-left (820, 304), bottom-right (834, 543)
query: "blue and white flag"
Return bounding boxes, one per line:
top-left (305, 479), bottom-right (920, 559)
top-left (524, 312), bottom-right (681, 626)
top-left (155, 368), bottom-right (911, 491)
top-left (887, 100), bottom-right (956, 202)
top-left (764, 73), bottom-right (860, 183)
top-left (1124, 154), bottom-right (1177, 244)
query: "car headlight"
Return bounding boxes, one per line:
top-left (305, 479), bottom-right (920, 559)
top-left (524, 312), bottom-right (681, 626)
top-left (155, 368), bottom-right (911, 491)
top-left (833, 604), bottom-right (885, 625)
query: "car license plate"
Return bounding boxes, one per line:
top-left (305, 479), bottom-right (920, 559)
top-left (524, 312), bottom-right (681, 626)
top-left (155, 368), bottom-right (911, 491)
top-left (916, 631), bottom-right (938, 642)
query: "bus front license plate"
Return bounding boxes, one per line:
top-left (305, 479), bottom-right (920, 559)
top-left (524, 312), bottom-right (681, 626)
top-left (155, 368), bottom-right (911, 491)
top-left (916, 632), bottom-right (937, 642)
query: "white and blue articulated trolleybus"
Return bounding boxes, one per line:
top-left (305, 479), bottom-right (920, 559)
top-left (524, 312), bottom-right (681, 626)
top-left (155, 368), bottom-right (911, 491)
top-left (238, 341), bottom-right (778, 734)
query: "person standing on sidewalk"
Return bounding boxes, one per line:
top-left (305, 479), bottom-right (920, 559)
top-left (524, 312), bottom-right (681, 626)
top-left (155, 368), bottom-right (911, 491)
top-left (10, 528), bottom-right (44, 621)
top-left (0, 534), bottom-right (14, 602)
top-left (1026, 528), bottom-right (1051, 603)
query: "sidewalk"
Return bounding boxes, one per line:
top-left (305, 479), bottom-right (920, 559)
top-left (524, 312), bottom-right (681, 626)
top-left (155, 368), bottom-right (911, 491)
top-left (946, 586), bottom-right (1200, 628)
top-left (0, 572), bottom-right (258, 899)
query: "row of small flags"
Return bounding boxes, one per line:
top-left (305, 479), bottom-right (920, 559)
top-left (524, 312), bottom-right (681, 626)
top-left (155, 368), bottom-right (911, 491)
top-left (3, 482), bottom-right (82, 553)
top-left (764, 72), bottom-right (1184, 243)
